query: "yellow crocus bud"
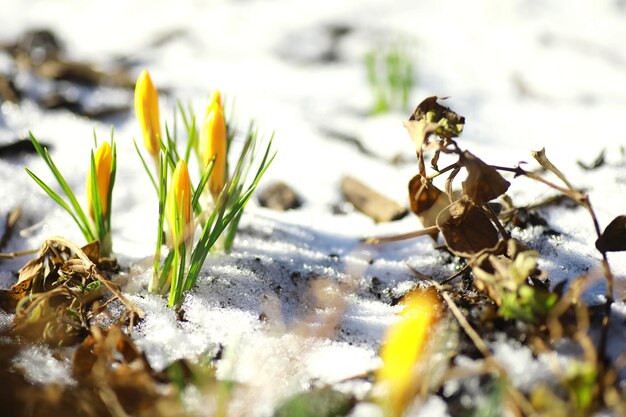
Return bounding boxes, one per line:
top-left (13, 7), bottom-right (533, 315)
top-left (199, 98), bottom-right (227, 200)
top-left (204, 89), bottom-right (222, 119)
top-left (134, 70), bottom-right (162, 159)
top-left (166, 160), bottom-right (194, 248)
top-left (377, 287), bottom-right (442, 416)
top-left (87, 142), bottom-right (113, 219)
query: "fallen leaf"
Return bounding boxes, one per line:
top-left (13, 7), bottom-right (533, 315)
top-left (436, 197), bottom-right (500, 257)
top-left (576, 150), bottom-right (605, 171)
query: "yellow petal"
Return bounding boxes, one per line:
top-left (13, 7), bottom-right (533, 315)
top-left (199, 102), bottom-right (227, 199)
top-left (166, 160), bottom-right (193, 247)
top-left (87, 142), bottom-right (112, 219)
top-left (377, 287), bottom-right (441, 415)
top-left (134, 70), bottom-right (161, 159)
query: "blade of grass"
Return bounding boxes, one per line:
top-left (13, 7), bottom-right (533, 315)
top-left (191, 157), bottom-right (215, 212)
top-left (186, 145), bottom-right (275, 288)
top-left (90, 151), bottom-right (105, 240)
top-left (151, 153), bottom-right (169, 291)
top-left (29, 133), bottom-right (95, 240)
top-left (25, 168), bottom-right (92, 240)
top-left (158, 249), bottom-right (174, 294)
top-left (168, 199), bottom-right (187, 307)
top-left (133, 138), bottom-right (158, 194)
top-left (178, 100), bottom-right (198, 163)
top-left (107, 139), bottom-right (117, 227)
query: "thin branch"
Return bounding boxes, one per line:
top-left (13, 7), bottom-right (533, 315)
top-left (437, 285), bottom-right (492, 358)
top-left (426, 162), bottom-right (460, 180)
top-left (0, 248), bottom-right (39, 259)
top-left (491, 165), bottom-right (584, 200)
top-left (362, 226), bottom-right (439, 244)
top-left (483, 203), bottom-right (510, 240)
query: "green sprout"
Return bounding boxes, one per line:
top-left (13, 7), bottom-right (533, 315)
top-left (365, 44), bottom-right (414, 114)
top-left (26, 132), bottom-right (117, 258)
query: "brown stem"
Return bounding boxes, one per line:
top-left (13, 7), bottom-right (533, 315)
top-left (499, 194), bottom-right (575, 220)
top-left (441, 264), bottom-right (471, 285)
top-left (483, 204), bottom-right (511, 240)
top-left (0, 248), bottom-right (39, 259)
top-left (362, 226), bottom-right (439, 245)
top-left (580, 198), bottom-right (614, 375)
top-left (491, 165), bottom-right (584, 201)
top-left (437, 285), bottom-right (492, 359)
top-left (426, 162), bottom-right (460, 180)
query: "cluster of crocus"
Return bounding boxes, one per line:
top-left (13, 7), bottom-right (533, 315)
top-left (26, 68), bottom-right (273, 308)
top-left (26, 134), bottom-right (117, 258)
top-left (376, 287), bottom-right (442, 416)
top-left (26, 67), bottom-right (274, 306)
top-left (134, 70), bottom-right (275, 307)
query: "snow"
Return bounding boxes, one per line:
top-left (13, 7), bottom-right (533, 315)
top-left (1, 0), bottom-right (626, 416)
top-left (12, 344), bottom-right (75, 386)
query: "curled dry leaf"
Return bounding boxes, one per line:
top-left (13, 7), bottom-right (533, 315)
top-left (408, 174), bottom-right (449, 238)
top-left (461, 151), bottom-right (510, 204)
top-left (403, 96), bottom-right (465, 153)
top-left (595, 215), bottom-right (626, 252)
top-left (73, 326), bottom-right (166, 415)
top-left (531, 148), bottom-right (574, 190)
top-left (436, 197), bottom-right (500, 258)
top-left (2, 237), bottom-right (140, 344)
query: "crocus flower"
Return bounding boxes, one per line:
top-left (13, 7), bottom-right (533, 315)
top-left (87, 142), bottom-right (113, 219)
top-left (199, 95), bottom-right (227, 200)
top-left (377, 287), bottom-right (442, 416)
top-left (134, 70), bottom-right (162, 160)
top-left (166, 160), bottom-right (193, 248)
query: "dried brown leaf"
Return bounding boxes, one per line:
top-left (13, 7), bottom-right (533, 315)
top-left (81, 241), bottom-right (100, 263)
top-left (461, 151), bottom-right (510, 204)
top-left (436, 197), bottom-right (500, 257)
top-left (73, 326), bottom-right (164, 415)
top-left (403, 96), bottom-right (465, 153)
top-left (408, 175), bottom-right (449, 238)
top-left (595, 215), bottom-right (626, 252)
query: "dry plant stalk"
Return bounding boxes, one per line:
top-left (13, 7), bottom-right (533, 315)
top-left (368, 96), bottom-right (626, 415)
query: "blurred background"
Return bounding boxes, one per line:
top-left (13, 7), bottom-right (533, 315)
top-left (1, 0), bottom-right (625, 237)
